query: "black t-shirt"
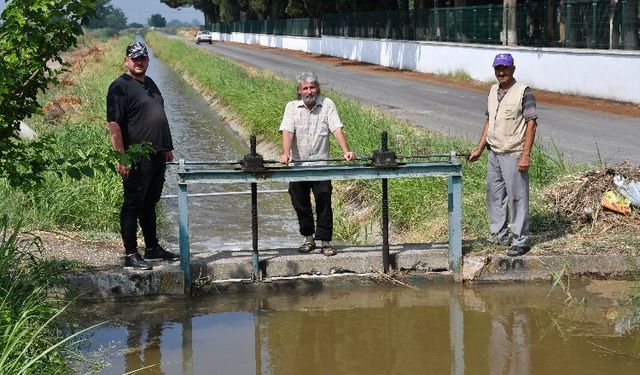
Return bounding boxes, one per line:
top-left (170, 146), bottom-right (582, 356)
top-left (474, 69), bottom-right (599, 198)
top-left (106, 74), bottom-right (173, 152)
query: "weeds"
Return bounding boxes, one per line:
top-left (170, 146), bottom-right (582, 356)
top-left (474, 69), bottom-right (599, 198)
top-left (0, 215), bottom-right (102, 374)
top-left (547, 258), bottom-right (586, 305)
top-left (441, 68), bottom-right (472, 82)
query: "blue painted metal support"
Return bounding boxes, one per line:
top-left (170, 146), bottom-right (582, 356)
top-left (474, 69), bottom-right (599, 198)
top-left (176, 158), bottom-right (464, 291)
top-left (448, 174), bottom-right (463, 273)
top-left (179, 163), bottom-right (461, 183)
top-left (178, 160), bottom-right (192, 295)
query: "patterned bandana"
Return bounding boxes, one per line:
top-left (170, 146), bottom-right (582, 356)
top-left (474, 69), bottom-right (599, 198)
top-left (126, 42), bottom-right (148, 59)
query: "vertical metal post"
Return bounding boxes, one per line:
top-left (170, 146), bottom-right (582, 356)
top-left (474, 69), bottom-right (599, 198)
top-left (251, 182), bottom-right (259, 278)
top-left (473, 8), bottom-right (477, 42)
top-left (504, 3), bottom-right (509, 46)
top-left (621, 0), bottom-right (627, 47)
top-left (250, 136), bottom-right (261, 280)
top-left (457, 9), bottom-right (462, 42)
top-left (591, 2), bottom-right (597, 48)
top-left (448, 175), bottom-right (463, 275)
top-left (381, 132), bottom-right (390, 273)
top-left (566, 0), bottom-right (573, 46)
top-left (488, 5), bottom-right (493, 42)
top-left (178, 159), bottom-right (191, 294)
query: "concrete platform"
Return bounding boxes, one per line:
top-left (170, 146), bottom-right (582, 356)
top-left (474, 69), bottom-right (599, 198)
top-left (63, 244), bottom-right (640, 299)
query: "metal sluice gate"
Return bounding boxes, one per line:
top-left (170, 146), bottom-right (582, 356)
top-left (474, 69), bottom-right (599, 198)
top-left (175, 132), bottom-right (464, 293)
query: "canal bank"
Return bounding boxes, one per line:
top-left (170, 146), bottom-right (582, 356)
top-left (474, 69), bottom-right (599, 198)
top-left (33, 33), bottom-right (637, 300)
top-left (62, 244), bottom-right (640, 299)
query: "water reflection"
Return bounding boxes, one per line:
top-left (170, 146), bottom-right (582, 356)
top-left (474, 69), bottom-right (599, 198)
top-left (124, 322), bottom-right (163, 373)
top-left (76, 281), bottom-right (640, 374)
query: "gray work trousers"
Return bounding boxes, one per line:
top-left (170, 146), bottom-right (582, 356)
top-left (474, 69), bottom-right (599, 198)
top-left (486, 151), bottom-right (529, 247)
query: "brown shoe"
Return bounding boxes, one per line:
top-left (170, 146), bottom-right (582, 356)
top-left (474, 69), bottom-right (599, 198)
top-left (298, 241), bottom-right (316, 253)
top-left (321, 245), bottom-right (337, 257)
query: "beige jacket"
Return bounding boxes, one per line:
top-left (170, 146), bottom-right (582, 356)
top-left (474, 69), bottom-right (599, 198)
top-left (486, 81), bottom-right (528, 154)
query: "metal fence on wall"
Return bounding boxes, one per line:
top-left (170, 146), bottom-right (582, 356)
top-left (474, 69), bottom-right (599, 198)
top-left (208, 0), bottom-right (639, 50)
top-left (211, 17), bottom-right (320, 37)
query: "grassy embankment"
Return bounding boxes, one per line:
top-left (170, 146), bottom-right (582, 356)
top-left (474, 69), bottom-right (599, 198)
top-left (144, 31), bottom-right (575, 245)
top-left (0, 36), bottom-right (134, 235)
top-left (0, 216), bottom-right (103, 374)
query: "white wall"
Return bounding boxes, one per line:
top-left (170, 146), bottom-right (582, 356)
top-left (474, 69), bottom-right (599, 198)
top-left (211, 32), bottom-right (640, 103)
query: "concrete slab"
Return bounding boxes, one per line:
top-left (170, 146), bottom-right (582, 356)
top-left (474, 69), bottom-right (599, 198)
top-left (65, 261), bottom-right (184, 299)
top-left (62, 243), bottom-right (640, 299)
top-left (465, 254), bottom-right (640, 282)
top-left (394, 243), bottom-right (449, 271)
top-left (263, 246), bottom-right (384, 277)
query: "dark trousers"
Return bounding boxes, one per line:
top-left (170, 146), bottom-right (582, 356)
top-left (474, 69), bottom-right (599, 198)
top-left (288, 180), bottom-right (333, 241)
top-left (120, 152), bottom-right (166, 254)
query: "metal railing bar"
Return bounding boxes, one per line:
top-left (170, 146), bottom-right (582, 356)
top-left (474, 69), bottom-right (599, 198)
top-left (162, 189), bottom-right (288, 199)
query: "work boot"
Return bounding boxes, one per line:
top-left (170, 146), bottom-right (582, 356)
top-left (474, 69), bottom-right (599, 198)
top-left (124, 252), bottom-right (153, 270)
top-left (144, 245), bottom-right (179, 261)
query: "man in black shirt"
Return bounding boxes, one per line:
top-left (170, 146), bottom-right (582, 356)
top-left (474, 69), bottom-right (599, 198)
top-left (107, 41), bottom-right (178, 270)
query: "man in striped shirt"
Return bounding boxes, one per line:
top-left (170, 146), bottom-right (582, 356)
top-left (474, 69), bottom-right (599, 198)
top-left (468, 53), bottom-right (538, 257)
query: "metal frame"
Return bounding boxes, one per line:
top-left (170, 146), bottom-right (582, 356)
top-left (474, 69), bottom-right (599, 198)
top-left (177, 159), bottom-right (463, 294)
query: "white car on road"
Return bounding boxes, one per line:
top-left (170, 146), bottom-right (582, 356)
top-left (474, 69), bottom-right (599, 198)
top-left (195, 31), bottom-right (213, 44)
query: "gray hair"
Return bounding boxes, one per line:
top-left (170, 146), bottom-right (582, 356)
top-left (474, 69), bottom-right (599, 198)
top-left (295, 71), bottom-right (320, 99)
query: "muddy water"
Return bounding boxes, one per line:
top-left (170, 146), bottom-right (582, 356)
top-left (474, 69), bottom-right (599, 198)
top-left (76, 280), bottom-right (640, 374)
top-left (142, 41), bottom-right (299, 252)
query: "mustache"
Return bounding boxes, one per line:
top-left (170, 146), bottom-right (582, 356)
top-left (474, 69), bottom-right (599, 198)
top-left (302, 92), bottom-right (317, 105)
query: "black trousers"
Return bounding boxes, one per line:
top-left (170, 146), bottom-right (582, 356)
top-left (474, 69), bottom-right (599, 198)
top-left (120, 152), bottom-right (166, 254)
top-left (288, 180), bottom-right (333, 241)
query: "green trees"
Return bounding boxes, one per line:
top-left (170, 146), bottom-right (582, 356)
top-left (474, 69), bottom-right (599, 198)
top-left (148, 13), bottom-right (168, 27)
top-left (160, 0), bottom-right (418, 25)
top-left (84, 0), bottom-right (127, 31)
top-left (0, 0), bottom-right (99, 188)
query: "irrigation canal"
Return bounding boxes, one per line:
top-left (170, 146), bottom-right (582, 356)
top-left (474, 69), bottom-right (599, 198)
top-left (71, 39), bottom-right (640, 374)
top-left (75, 281), bottom-right (639, 374)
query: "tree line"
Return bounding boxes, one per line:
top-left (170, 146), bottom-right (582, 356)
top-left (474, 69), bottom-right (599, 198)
top-left (162, 0), bottom-right (637, 50)
top-left (160, 0), bottom-right (503, 25)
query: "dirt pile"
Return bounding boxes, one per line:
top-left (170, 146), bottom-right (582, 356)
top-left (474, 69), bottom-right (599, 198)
top-left (545, 162), bottom-right (640, 231)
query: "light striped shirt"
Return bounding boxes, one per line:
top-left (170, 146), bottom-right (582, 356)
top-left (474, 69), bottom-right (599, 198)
top-left (279, 96), bottom-right (343, 166)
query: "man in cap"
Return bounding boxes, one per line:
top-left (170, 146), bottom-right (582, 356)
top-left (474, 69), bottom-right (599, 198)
top-left (107, 41), bottom-right (178, 270)
top-left (468, 53), bottom-right (538, 257)
top-left (279, 71), bottom-right (356, 256)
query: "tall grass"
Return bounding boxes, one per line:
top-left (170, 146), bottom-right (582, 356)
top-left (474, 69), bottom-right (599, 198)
top-left (0, 35), bottom-right (133, 233)
top-left (0, 216), bottom-right (98, 374)
top-left (144, 31), bottom-right (573, 242)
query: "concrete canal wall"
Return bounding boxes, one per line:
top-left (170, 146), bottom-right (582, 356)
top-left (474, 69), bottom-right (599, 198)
top-left (213, 32), bottom-right (640, 104)
top-left (65, 244), bottom-right (640, 299)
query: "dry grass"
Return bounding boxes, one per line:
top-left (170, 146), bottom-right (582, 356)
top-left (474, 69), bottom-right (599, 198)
top-left (544, 162), bottom-right (640, 232)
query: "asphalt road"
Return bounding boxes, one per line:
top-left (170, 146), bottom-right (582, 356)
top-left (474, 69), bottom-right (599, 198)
top-left (195, 41), bottom-right (639, 165)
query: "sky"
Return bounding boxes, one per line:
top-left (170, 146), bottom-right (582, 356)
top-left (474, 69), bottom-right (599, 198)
top-left (0, 0), bottom-right (204, 26)
top-left (109, 0), bottom-right (203, 25)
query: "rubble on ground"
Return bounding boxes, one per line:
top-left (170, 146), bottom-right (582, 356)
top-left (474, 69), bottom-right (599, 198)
top-left (545, 162), bottom-right (640, 231)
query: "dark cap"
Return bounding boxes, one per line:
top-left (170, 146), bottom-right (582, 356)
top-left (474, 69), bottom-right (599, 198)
top-left (492, 53), bottom-right (514, 67)
top-left (126, 42), bottom-right (148, 59)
